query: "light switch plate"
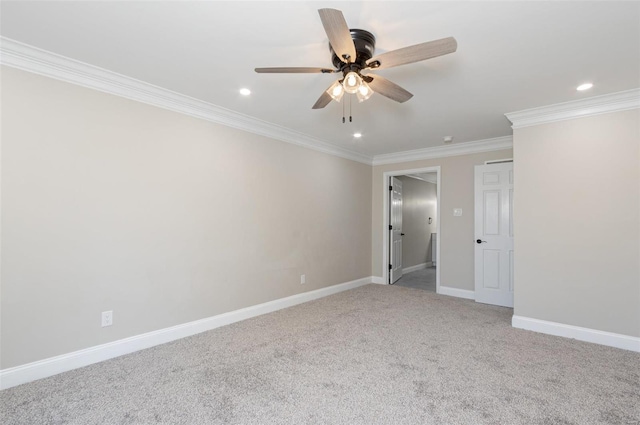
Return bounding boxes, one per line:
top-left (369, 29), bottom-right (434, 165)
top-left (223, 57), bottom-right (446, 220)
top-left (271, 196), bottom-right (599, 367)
top-left (453, 208), bottom-right (463, 217)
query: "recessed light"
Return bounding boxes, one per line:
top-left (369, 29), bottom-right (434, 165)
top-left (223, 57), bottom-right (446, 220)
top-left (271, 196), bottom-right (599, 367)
top-left (443, 136), bottom-right (453, 144)
top-left (239, 88), bottom-right (251, 96)
top-left (576, 83), bottom-right (593, 91)
top-left (353, 133), bottom-right (362, 138)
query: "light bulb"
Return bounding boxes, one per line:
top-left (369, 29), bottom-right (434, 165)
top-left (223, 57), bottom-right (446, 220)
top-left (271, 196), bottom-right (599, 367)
top-left (342, 71), bottom-right (362, 94)
top-left (332, 84), bottom-right (343, 97)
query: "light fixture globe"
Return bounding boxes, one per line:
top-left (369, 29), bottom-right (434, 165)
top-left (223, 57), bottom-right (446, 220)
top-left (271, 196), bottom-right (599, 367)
top-left (327, 80), bottom-right (345, 102)
top-left (343, 71), bottom-right (362, 94)
top-left (356, 81), bottom-right (373, 102)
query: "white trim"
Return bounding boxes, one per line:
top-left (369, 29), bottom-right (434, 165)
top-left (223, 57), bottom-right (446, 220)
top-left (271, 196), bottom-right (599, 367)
top-left (0, 277), bottom-right (373, 390)
top-left (505, 88), bottom-right (640, 129)
top-left (402, 263), bottom-right (428, 274)
top-left (0, 37), bottom-right (371, 165)
top-left (372, 136), bottom-right (513, 166)
top-left (437, 286), bottom-right (475, 300)
top-left (371, 276), bottom-right (386, 285)
top-left (512, 315), bottom-right (640, 352)
top-left (382, 166), bottom-right (441, 292)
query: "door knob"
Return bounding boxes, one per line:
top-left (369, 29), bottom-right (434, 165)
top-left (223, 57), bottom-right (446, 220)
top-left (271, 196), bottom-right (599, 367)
top-left (401, 233), bottom-right (405, 236)
top-left (476, 239), bottom-right (487, 244)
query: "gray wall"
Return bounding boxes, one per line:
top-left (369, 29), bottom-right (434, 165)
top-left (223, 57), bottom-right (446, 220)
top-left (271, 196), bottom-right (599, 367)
top-left (372, 149), bottom-right (514, 290)
top-left (398, 176), bottom-right (437, 269)
top-left (513, 109), bottom-right (640, 337)
top-left (6, 61), bottom-right (635, 375)
top-left (0, 67), bottom-right (373, 368)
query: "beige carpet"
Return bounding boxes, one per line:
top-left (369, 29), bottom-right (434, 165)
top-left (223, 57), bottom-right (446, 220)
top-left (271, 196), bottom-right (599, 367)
top-left (1, 284), bottom-right (639, 424)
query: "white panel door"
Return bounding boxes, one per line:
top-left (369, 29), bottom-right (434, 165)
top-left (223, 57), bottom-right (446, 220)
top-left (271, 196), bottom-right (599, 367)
top-left (389, 177), bottom-right (403, 284)
top-left (474, 163), bottom-right (514, 307)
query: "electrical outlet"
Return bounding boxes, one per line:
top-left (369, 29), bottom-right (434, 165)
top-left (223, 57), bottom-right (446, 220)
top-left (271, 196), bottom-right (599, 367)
top-left (101, 310), bottom-right (113, 327)
top-left (300, 274), bottom-right (306, 284)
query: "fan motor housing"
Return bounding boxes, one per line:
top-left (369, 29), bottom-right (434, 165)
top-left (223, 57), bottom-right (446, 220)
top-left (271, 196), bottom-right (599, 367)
top-left (330, 29), bottom-right (376, 70)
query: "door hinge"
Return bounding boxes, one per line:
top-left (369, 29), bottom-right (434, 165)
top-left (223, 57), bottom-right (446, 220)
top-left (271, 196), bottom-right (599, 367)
top-left (389, 264), bottom-right (392, 270)
top-left (389, 225), bottom-right (393, 230)
top-left (389, 185), bottom-right (393, 191)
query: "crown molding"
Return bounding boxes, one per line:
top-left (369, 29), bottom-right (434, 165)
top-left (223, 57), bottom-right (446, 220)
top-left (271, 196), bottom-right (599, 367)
top-left (371, 136), bottom-right (513, 166)
top-left (0, 37), bottom-right (372, 165)
top-left (505, 88), bottom-right (640, 129)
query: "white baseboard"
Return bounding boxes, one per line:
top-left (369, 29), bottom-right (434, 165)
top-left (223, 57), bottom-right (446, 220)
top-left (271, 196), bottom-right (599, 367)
top-left (512, 315), bottom-right (640, 352)
top-left (402, 263), bottom-right (428, 274)
top-left (371, 276), bottom-right (386, 285)
top-left (0, 277), bottom-right (374, 390)
top-left (437, 286), bottom-right (475, 300)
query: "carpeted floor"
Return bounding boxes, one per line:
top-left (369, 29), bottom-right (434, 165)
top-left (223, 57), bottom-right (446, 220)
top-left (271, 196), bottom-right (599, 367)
top-left (394, 267), bottom-right (436, 291)
top-left (1, 284), bottom-right (639, 424)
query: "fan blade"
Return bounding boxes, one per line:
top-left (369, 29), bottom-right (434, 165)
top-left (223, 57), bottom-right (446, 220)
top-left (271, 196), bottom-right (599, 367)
top-left (318, 8), bottom-right (356, 63)
top-left (255, 67), bottom-right (334, 73)
top-left (312, 90), bottom-right (333, 109)
top-left (367, 37), bottom-right (457, 70)
top-left (366, 75), bottom-right (413, 103)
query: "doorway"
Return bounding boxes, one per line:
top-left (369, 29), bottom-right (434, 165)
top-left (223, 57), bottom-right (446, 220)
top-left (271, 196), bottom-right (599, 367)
top-left (382, 167), bottom-right (441, 292)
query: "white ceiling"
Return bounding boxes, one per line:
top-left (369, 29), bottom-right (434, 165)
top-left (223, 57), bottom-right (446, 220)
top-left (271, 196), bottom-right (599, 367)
top-left (2, 1), bottom-right (638, 157)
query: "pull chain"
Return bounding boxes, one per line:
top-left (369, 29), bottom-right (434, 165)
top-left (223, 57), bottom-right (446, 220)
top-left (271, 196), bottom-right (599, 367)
top-left (340, 94), bottom-right (354, 123)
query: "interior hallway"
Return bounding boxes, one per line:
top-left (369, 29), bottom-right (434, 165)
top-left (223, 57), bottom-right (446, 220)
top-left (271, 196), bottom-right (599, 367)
top-left (394, 267), bottom-right (436, 292)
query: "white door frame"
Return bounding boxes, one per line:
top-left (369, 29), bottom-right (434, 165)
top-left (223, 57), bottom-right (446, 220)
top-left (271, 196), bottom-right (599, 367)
top-left (382, 166), bottom-right (441, 292)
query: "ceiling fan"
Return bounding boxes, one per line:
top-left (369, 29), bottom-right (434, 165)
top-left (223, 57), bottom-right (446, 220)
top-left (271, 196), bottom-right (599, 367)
top-left (255, 8), bottom-right (458, 110)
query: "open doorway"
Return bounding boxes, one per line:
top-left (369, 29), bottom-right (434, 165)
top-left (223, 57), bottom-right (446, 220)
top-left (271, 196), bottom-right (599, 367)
top-left (383, 167), bottom-right (441, 292)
